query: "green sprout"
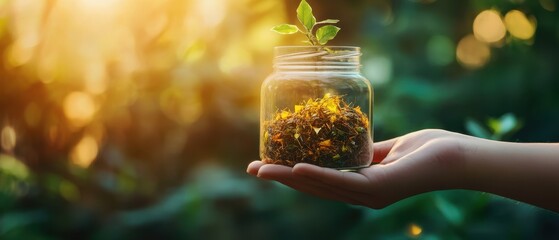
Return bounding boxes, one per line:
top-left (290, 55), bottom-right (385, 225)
top-left (271, 0), bottom-right (340, 46)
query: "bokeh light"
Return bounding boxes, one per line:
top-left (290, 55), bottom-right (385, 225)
top-left (363, 56), bottom-right (393, 85)
top-left (426, 35), bottom-right (455, 66)
top-left (473, 10), bottom-right (506, 43)
top-left (63, 91), bottom-right (96, 127)
top-left (59, 180), bottom-right (79, 202)
top-left (539, 0), bottom-right (555, 12)
top-left (504, 10), bottom-right (536, 40)
top-left (4, 0), bottom-right (44, 68)
top-left (1, 125), bottom-right (16, 152)
top-left (0, 154), bottom-right (29, 180)
top-left (70, 135), bottom-right (98, 168)
top-left (408, 223), bottom-right (423, 237)
top-left (456, 34), bottom-right (491, 69)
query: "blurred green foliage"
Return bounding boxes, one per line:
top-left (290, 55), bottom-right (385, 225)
top-left (466, 113), bottom-right (521, 140)
top-left (1, 0), bottom-right (559, 239)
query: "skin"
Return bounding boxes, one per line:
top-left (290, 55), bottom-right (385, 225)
top-left (247, 129), bottom-right (559, 212)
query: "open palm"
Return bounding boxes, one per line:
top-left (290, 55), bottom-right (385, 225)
top-left (247, 129), bottom-right (469, 209)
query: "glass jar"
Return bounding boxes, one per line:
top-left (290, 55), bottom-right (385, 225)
top-left (260, 46), bottom-right (373, 170)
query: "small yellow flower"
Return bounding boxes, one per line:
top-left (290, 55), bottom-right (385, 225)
top-left (281, 110), bottom-right (290, 119)
top-left (294, 105), bottom-right (303, 113)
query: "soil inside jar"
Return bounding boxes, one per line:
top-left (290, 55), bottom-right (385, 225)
top-left (262, 94), bottom-right (371, 169)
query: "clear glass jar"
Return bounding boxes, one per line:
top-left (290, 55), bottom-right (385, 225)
top-left (260, 46), bottom-right (373, 170)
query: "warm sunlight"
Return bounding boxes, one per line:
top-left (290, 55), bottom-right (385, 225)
top-left (2, 0), bottom-right (558, 239)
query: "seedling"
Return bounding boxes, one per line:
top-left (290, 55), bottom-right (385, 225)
top-left (271, 0), bottom-right (340, 46)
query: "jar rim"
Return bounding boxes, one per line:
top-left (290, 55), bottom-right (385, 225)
top-left (274, 46), bottom-right (360, 51)
top-left (274, 46), bottom-right (361, 58)
top-left (273, 46), bottom-right (361, 71)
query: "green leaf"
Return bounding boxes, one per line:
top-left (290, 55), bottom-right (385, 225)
top-left (271, 24), bottom-right (299, 34)
top-left (297, 0), bottom-right (316, 32)
top-left (316, 19), bottom-right (339, 25)
top-left (487, 118), bottom-right (501, 134)
top-left (0, 154), bottom-right (29, 180)
top-left (435, 196), bottom-right (464, 226)
top-left (315, 25), bottom-right (340, 45)
top-left (465, 119), bottom-right (491, 139)
top-left (498, 113), bottom-right (517, 134)
top-left (0, 211), bottom-right (47, 235)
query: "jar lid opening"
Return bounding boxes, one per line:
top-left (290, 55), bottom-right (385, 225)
top-left (273, 46), bottom-right (361, 70)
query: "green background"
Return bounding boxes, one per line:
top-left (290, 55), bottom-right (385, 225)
top-left (0, 0), bottom-right (558, 239)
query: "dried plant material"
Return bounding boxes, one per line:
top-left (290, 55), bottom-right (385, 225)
top-left (262, 94), bottom-right (371, 168)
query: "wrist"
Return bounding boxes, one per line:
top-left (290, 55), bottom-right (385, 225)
top-left (419, 131), bottom-right (476, 191)
top-left (459, 137), bottom-right (516, 192)
top-left (440, 132), bottom-right (485, 190)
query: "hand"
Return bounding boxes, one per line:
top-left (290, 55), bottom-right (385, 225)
top-left (247, 129), bottom-right (470, 209)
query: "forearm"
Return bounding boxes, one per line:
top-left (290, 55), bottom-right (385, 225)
top-left (462, 138), bottom-right (559, 212)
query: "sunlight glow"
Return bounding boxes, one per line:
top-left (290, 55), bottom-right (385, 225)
top-left (2, 0), bottom-right (286, 162)
top-left (6, 0), bottom-right (283, 88)
top-left (159, 87), bottom-right (202, 126)
top-left (182, 40), bottom-right (207, 63)
top-left (84, 61), bottom-right (107, 94)
top-left (219, 45), bottom-right (253, 74)
top-left (245, 2), bottom-right (286, 53)
top-left (78, 0), bottom-right (119, 11)
top-left (504, 10), bottom-right (536, 40)
top-left (194, 0), bottom-right (227, 28)
top-left (473, 10), bottom-right (506, 43)
top-left (5, 0), bottom-right (45, 67)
